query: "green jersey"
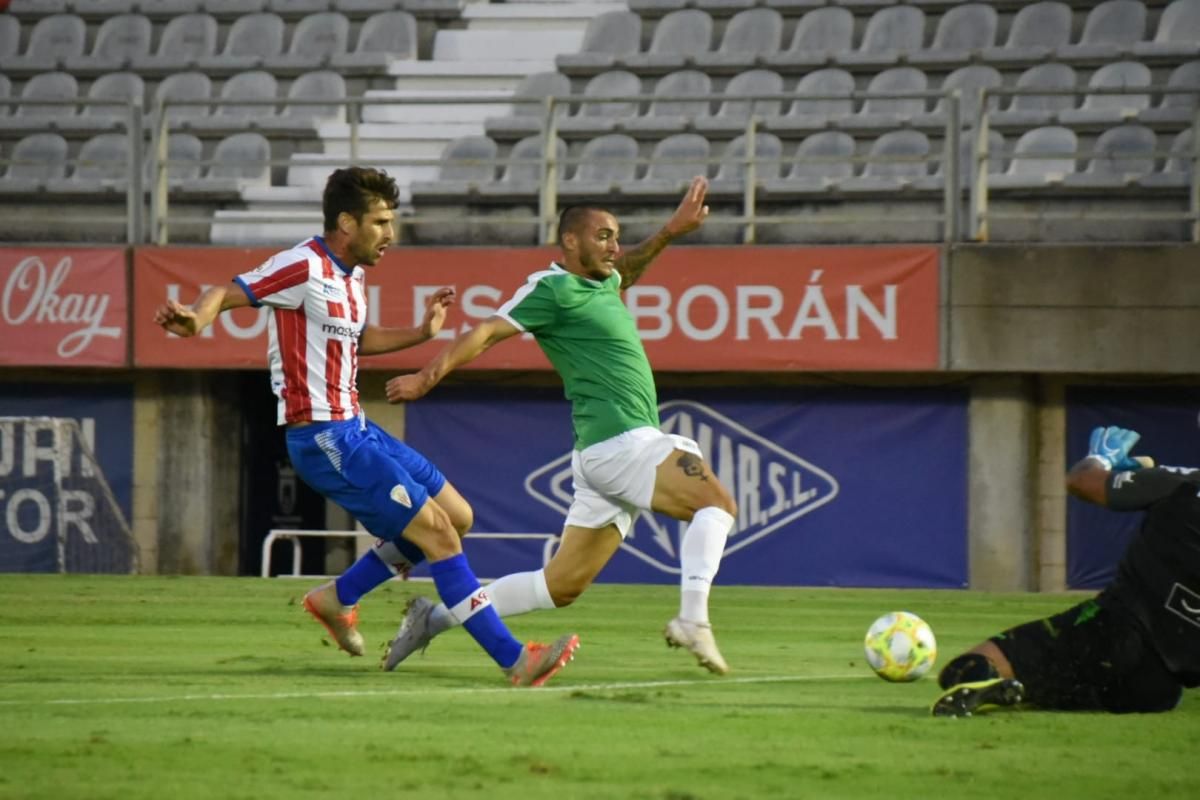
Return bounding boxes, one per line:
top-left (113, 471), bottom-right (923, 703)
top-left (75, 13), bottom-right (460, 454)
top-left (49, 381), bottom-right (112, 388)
top-left (496, 263), bottom-right (659, 450)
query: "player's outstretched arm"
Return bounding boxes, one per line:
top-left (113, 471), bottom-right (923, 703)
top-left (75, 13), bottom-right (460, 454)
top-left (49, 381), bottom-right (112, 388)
top-left (153, 285), bottom-right (251, 337)
top-left (616, 175), bottom-right (710, 290)
top-left (360, 287), bottom-right (456, 356)
top-left (385, 315), bottom-right (521, 403)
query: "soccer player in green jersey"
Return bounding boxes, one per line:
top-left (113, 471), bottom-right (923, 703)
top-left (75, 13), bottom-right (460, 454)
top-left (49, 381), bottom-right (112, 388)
top-left (382, 177), bottom-right (739, 674)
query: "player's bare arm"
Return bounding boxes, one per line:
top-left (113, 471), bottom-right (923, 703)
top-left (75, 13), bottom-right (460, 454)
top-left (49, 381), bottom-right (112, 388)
top-left (616, 175), bottom-right (710, 290)
top-left (385, 315), bottom-right (521, 403)
top-left (359, 287), bottom-right (456, 356)
top-left (1066, 456), bottom-right (1112, 506)
top-left (153, 284), bottom-right (252, 337)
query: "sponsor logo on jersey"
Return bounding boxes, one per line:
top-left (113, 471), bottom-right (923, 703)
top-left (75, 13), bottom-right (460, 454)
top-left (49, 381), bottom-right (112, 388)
top-left (1165, 582), bottom-right (1200, 630)
top-left (1112, 471), bottom-right (1135, 489)
top-left (524, 400), bottom-right (839, 574)
top-left (320, 323), bottom-right (359, 338)
top-left (389, 484), bottom-right (412, 508)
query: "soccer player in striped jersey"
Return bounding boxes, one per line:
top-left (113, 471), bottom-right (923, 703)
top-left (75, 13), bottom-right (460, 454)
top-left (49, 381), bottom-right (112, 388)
top-left (382, 177), bottom-right (739, 675)
top-left (153, 167), bottom-right (578, 687)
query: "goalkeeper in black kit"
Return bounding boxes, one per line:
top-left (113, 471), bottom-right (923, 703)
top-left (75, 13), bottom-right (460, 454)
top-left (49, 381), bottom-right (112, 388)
top-left (932, 425), bottom-right (1200, 717)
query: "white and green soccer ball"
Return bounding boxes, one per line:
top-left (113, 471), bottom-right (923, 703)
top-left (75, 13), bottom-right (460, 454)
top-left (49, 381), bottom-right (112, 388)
top-left (863, 611), bottom-right (938, 682)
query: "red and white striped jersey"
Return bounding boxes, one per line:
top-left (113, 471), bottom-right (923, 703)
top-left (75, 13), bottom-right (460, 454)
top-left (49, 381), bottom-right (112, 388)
top-left (234, 236), bottom-right (367, 425)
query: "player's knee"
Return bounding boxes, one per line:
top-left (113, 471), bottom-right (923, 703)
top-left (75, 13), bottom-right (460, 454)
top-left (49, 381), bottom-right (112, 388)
top-left (937, 651), bottom-right (999, 690)
top-left (545, 572), bottom-right (590, 608)
top-left (401, 502), bottom-right (461, 561)
top-left (450, 504), bottom-right (474, 539)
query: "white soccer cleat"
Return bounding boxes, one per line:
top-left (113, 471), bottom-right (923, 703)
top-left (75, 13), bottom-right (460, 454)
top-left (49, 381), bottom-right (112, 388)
top-left (380, 595), bottom-right (436, 671)
top-left (664, 616), bottom-right (730, 675)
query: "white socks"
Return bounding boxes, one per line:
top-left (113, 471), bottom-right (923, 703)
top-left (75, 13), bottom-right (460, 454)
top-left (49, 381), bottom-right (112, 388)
top-left (428, 568), bottom-right (555, 635)
top-left (679, 506), bottom-right (734, 624)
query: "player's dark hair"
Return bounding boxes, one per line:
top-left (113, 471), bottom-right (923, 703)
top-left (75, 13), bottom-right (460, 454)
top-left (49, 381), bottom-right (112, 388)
top-left (557, 205), bottom-right (611, 244)
top-left (322, 167), bottom-right (400, 232)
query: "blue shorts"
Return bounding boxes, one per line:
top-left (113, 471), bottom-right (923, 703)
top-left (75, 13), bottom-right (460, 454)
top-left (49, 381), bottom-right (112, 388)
top-left (286, 417), bottom-right (446, 562)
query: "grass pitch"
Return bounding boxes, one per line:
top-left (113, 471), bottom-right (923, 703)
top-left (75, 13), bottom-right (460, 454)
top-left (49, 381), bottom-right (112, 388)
top-left (0, 576), bottom-right (1195, 800)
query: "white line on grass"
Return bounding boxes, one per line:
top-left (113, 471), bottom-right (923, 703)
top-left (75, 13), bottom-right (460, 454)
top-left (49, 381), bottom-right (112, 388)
top-left (0, 673), bottom-right (871, 708)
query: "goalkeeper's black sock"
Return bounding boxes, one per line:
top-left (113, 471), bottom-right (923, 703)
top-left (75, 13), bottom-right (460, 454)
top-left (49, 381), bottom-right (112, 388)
top-left (937, 653), bottom-right (1000, 690)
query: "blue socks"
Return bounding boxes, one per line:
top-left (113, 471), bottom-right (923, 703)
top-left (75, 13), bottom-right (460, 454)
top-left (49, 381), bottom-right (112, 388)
top-left (334, 549), bottom-right (395, 606)
top-left (429, 553), bottom-right (523, 669)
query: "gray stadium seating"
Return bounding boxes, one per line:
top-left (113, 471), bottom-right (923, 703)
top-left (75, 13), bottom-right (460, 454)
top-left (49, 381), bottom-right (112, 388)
top-left (921, 65), bottom-right (1004, 128)
top-left (560, 70), bottom-right (642, 135)
top-left (5, 132), bottom-right (70, 181)
top-left (205, 132), bottom-right (271, 185)
top-left (858, 67), bottom-right (929, 127)
top-left (331, 10), bottom-right (418, 70)
top-left (712, 131), bottom-right (783, 187)
top-left (196, 12), bottom-right (285, 72)
top-left (563, 133), bottom-right (640, 195)
top-left (766, 7), bottom-right (854, 70)
top-left (75, 71), bottom-right (145, 127)
top-left (784, 130), bottom-right (857, 188)
top-left (17, 71), bottom-right (78, 118)
top-left (153, 71), bottom-right (212, 121)
top-left (1061, 0), bottom-right (1146, 62)
top-left (991, 125), bottom-right (1078, 188)
top-left (622, 9), bottom-right (713, 71)
top-left (279, 70), bottom-right (346, 123)
top-left (266, 11), bottom-right (350, 71)
top-left (478, 134), bottom-right (568, 199)
top-left (980, 2), bottom-right (1072, 65)
top-left (0, 14), bottom-right (20, 62)
top-left (845, 129), bottom-right (931, 191)
top-left (640, 132), bottom-right (711, 188)
top-left (14, 13), bottom-right (87, 70)
top-left (1140, 61), bottom-right (1200, 125)
top-left (1070, 123), bottom-right (1158, 186)
top-left (622, 69), bottom-right (712, 134)
top-left (70, 132), bottom-right (131, 181)
top-left (844, 5), bottom-right (926, 67)
top-left (696, 69), bottom-right (785, 133)
top-left (132, 13), bottom-right (218, 72)
top-left (782, 67), bottom-right (855, 125)
top-left (992, 63), bottom-right (1078, 129)
top-left (188, 71), bottom-right (277, 130)
top-left (911, 3), bottom-right (998, 66)
top-left (694, 8), bottom-right (783, 70)
top-left (68, 13), bottom-right (152, 71)
top-left (556, 10), bottom-right (642, 72)
top-left (146, 132), bottom-right (205, 185)
top-left (485, 72), bottom-right (572, 139)
top-left (1134, 0), bottom-right (1200, 60)
top-left (0, 75), bottom-right (10, 116)
top-left (1058, 61), bottom-right (1152, 125)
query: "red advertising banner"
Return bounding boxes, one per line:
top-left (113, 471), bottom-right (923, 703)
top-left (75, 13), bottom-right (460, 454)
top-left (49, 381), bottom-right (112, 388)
top-left (133, 245), bottom-right (939, 371)
top-left (0, 247), bottom-right (128, 367)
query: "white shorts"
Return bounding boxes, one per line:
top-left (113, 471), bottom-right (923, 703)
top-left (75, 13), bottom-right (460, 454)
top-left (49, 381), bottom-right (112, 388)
top-left (564, 426), bottom-right (703, 538)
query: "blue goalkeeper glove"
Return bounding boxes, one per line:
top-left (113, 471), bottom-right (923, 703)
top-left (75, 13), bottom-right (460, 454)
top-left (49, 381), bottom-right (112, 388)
top-left (1087, 425), bottom-right (1143, 471)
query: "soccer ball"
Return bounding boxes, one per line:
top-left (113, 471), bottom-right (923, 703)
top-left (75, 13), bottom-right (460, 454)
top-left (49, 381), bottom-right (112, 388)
top-left (863, 611), bottom-right (937, 682)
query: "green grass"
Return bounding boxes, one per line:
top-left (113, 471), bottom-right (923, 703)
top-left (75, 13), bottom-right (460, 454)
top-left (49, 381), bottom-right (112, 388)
top-left (0, 576), bottom-right (1195, 800)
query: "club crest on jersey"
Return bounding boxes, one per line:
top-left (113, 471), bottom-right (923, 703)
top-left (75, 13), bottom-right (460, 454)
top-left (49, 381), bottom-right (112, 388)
top-left (524, 400), bottom-right (839, 574)
top-left (320, 281), bottom-right (346, 300)
top-left (1165, 582), bottom-right (1200, 630)
top-left (389, 484), bottom-right (412, 508)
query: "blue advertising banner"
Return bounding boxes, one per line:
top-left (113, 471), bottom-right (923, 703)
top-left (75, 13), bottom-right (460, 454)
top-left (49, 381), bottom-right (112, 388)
top-left (405, 387), bottom-right (968, 588)
top-left (1066, 386), bottom-right (1200, 589)
top-left (0, 383), bottom-right (134, 573)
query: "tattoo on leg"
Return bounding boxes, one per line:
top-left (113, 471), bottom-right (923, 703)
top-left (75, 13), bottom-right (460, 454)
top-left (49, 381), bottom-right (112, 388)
top-left (676, 453), bottom-right (708, 481)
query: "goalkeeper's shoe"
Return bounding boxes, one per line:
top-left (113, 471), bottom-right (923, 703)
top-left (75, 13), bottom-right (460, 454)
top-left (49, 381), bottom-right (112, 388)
top-left (380, 595), bottom-right (436, 672)
top-left (504, 634), bottom-right (580, 687)
top-left (302, 581), bottom-right (365, 657)
top-left (664, 617), bottom-right (730, 675)
top-left (931, 678), bottom-right (1025, 718)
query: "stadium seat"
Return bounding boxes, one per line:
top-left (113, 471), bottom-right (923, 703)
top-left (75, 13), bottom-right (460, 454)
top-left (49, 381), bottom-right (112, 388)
top-left (773, 67), bottom-right (855, 132)
top-left (949, 128), bottom-right (1007, 185)
top-left (485, 72), bottom-right (572, 139)
top-left (991, 125), bottom-right (1078, 187)
top-left (1133, 0), bottom-right (1200, 59)
top-left (13, 14), bottom-right (87, 70)
top-left (621, 9), bottom-right (713, 71)
top-left (188, 71), bottom-right (277, 130)
top-left (265, 0), bottom-right (327, 14)
top-left (842, 129), bottom-right (931, 191)
top-left (146, 132), bottom-right (205, 186)
top-left (633, 132), bottom-right (711, 193)
top-left (980, 2), bottom-right (1072, 65)
top-left (992, 63), bottom-right (1078, 129)
top-left (556, 10), bottom-right (642, 72)
top-left (5, 133), bottom-right (70, 181)
top-left (409, 135), bottom-right (502, 244)
top-left (1070, 124), bottom-right (1157, 184)
top-left (73, 0), bottom-right (136, 13)
top-left (153, 71), bottom-right (212, 122)
top-left (70, 132), bottom-right (131, 182)
top-left (1058, 61), bottom-right (1152, 125)
top-left (1140, 61), bottom-right (1200, 125)
top-left (196, 13), bottom-right (285, 72)
top-left (695, 69), bottom-right (785, 134)
top-left (560, 70), bottom-right (642, 135)
top-left (842, 5), bottom-right (926, 67)
top-left (622, 70), bottom-right (712, 135)
top-left (132, 13), bottom-right (218, 72)
top-left (694, 8), bottom-right (783, 70)
top-left (331, 10), bottom-right (418, 70)
top-left (712, 131), bottom-right (783, 189)
top-left (67, 13), bottom-right (152, 71)
top-left (438, 135), bottom-right (500, 184)
top-left (205, 132), bottom-right (271, 186)
top-left (76, 71), bottom-right (145, 127)
top-left (16, 71), bottom-right (78, 118)
top-left (1060, 0), bottom-right (1146, 61)
top-left (774, 130), bottom-right (856, 193)
top-left (919, 65), bottom-right (1003, 128)
top-left (206, 0), bottom-right (268, 15)
top-left (0, 75), bottom-right (10, 117)
top-left (478, 134), bottom-right (568, 199)
top-left (1166, 127), bottom-right (1194, 174)
top-left (766, 7), bottom-right (854, 70)
top-left (857, 67), bottom-right (928, 128)
top-left (266, 11), bottom-right (350, 71)
top-left (910, 3), bottom-right (998, 66)
top-left (0, 15), bottom-right (20, 63)
top-left (563, 133), bottom-right (640, 195)
top-left (278, 70), bottom-right (346, 123)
